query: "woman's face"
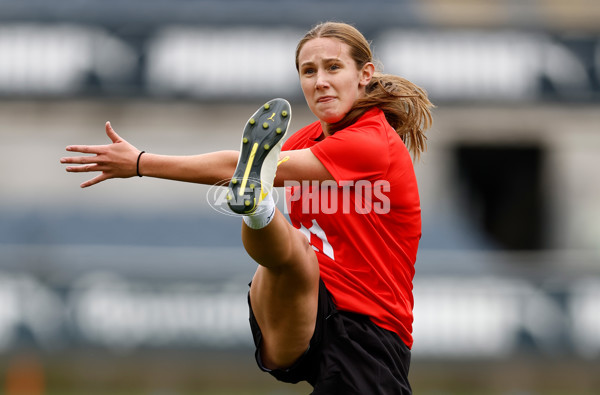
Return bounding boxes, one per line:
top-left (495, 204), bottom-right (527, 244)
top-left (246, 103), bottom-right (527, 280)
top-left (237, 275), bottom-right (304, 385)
top-left (297, 37), bottom-right (374, 132)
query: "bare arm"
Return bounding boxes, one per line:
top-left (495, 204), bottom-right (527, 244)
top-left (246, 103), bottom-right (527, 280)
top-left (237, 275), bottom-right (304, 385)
top-left (136, 150), bottom-right (238, 185)
top-left (60, 122), bottom-right (238, 188)
top-left (61, 122), bottom-right (334, 189)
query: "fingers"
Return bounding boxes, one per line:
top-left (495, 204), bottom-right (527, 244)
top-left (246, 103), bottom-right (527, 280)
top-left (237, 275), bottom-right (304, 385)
top-left (105, 121), bottom-right (121, 143)
top-left (60, 155), bottom-right (99, 165)
top-left (80, 173), bottom-right (109, 188)
top-left (63, 163), bottom-right (111, 188)
top-left (61, 161), bottom-right (108, 188)
top-left (62, 121), bottom-right (133, 188)
top-left (64, 145), bottom-right (106, 155)
top-left (64, 121), bottom-right (120, 154)
top-left (63, 163), bottom-right (100, 173)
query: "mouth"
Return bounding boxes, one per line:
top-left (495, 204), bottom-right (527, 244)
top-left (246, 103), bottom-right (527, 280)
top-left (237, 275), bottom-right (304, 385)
top-left (317, 96), bottom-right (336, 103)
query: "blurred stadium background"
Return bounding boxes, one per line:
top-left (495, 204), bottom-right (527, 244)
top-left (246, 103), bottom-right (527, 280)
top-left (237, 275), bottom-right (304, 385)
top-left (1, 0), bottom-right (600, 394)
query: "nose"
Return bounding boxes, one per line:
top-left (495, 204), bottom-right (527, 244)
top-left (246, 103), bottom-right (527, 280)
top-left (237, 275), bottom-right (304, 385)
top-left (315, 72), bottom-right (329, 90)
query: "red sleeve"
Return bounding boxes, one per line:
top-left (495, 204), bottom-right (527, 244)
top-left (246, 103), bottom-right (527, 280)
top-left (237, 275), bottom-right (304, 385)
top-left (282, 120), bottom-right (321, 151)
top-left (310, 109), bottom-right (390, 183)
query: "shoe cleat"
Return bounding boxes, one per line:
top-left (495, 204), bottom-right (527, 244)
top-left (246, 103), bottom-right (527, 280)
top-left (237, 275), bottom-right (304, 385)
top-left (227, 98), bottom-right (292, 215)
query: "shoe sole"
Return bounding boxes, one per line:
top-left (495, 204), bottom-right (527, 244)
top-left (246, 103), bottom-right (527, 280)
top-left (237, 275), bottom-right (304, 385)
top-left (227, 98), bottom-right (291, 214)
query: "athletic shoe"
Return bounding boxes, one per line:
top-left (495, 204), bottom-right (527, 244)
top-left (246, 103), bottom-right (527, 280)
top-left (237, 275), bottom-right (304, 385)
top-left (227, 98), bottom-right (291, 214)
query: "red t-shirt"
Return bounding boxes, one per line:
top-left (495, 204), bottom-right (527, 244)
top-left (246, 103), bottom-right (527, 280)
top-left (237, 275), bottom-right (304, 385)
top-left (282, 108), bottom-right (421, 348)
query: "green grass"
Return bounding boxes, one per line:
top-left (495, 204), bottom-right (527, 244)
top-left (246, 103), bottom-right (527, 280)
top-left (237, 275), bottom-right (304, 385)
top-left (4, 350), bottom-right (599, 395)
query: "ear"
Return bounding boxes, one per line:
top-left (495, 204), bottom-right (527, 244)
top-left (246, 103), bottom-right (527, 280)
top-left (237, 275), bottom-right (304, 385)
top-left (359, 62), bottom-right (375, 87)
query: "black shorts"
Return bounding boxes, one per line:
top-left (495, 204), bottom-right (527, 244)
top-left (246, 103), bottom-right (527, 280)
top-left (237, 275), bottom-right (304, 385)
top-left (248, 279), bottom-right (412, 394)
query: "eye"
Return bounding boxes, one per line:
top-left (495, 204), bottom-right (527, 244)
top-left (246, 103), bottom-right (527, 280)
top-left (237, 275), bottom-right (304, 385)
top-left (302, 67), bottom-right (316, 76)
top-left (328, 63), bottom-right (341, 71)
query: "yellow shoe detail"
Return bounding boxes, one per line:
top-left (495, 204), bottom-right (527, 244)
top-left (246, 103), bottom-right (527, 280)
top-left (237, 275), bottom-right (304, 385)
top-left (249, 118), bottom-right (256, 125)
top-left (277, 156), bottom-right (290, 167)
top-left (239, 143), bottom-right (259, 196)
top-left (260, 186), bottom-right (268, 203)
top-left (267, 112), bottom-right (276, 122)
top-left (262, 122), bottom-right (269, 129)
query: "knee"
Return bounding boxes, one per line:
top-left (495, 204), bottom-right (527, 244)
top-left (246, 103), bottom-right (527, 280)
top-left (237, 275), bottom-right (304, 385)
top-left (283, 228), bottom-right (317, 268)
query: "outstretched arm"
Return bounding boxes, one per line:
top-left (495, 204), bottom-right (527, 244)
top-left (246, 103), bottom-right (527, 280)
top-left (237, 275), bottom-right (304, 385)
top-left (60, 122), bottom-right (238, 188)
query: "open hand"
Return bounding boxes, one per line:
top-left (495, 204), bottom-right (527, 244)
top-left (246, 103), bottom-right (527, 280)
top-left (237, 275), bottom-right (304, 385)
top-left (60, 122), bottom-right (141, 188)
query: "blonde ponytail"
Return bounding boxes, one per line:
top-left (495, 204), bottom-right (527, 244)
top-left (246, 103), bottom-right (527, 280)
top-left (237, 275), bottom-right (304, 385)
top-left (329, 73), bottom-right (434, 160)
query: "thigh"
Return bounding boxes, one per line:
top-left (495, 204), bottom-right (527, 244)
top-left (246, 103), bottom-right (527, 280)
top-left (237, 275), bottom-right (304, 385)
top-left (248, 223), bottom-right (320, 370)
top-left (248, 278), bottom-right (336, 385)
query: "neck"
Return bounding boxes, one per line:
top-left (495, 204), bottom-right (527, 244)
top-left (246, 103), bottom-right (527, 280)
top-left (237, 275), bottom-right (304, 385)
top-left (320, 120), bottom-right (331, 137)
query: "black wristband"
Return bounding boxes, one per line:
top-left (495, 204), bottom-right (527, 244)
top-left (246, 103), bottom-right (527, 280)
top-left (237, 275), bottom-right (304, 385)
top-left (136, 151), bottom-right (145, 177)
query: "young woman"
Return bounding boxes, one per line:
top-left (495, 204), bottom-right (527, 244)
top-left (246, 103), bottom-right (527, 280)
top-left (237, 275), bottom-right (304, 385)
top-left (61, 22), bottom-right (433, 394)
